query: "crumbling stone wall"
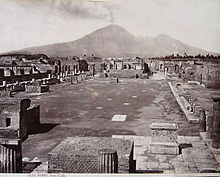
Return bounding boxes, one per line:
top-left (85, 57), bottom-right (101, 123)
top-left (0, 90), bottom-right (11, 98)
top-left (193, 63), bottom-right (220, 88)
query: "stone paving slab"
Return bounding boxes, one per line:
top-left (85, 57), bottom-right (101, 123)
top-left (113, 135), bottom-right (219, 173)
top-left (112, 114), bottom-right (127, 121)
top-left (200, 132), bottom-right (220, 171)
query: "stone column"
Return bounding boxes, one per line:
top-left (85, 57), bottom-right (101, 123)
top-left (3, 81), bottom-right (6, 87)
top-left (0, 140), bottom-right (22, 173)
top-left (199, 109), bottom-right (206, 132)
top-left (206, 114), bottom-right (213, 139)
top-left (98, 149), bottom-right (118, 173)
top-left (212, 96), bottom-right (220, 148)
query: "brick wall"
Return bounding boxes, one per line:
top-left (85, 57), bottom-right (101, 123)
top-left (48, 154), bottom-right (98, 173)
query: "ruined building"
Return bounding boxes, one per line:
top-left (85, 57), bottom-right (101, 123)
top-left (147, 57), bottom-right (220, 89)
top-left (0, 98), bottom-right (40, 172)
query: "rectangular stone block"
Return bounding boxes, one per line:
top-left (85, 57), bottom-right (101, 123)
top-left (149, 142), bottom-right (179, 155)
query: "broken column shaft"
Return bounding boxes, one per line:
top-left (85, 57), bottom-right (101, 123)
top-left (0, 139), bottom-right (22, 173)
top-left (98, 149), bottom-right (118, 173)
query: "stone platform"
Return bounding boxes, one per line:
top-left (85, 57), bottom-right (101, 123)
top-left (48, 137), bottom-right (134, 173)
top-left (149, 123), bottom-right (179, 155)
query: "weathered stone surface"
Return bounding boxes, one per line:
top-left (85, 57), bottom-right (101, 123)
top-left (149, 142), bottom-right (179, 155)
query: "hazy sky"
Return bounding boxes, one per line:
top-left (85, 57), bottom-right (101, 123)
top-left (0, 0), bottom-right (220, 53)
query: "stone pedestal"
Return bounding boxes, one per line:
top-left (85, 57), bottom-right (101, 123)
top-left (0, 139), bottom-right (22, 173)
top-left (149, 123), bottom-right (179, 155)
top-left (98, 149), bottom-right (118, 173)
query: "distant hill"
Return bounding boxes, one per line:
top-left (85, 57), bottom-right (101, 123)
top-left (7, 24), bottom-right (214, 57)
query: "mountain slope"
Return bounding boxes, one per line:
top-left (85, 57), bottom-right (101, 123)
top-left (10, 24), bottom-right (211, 57)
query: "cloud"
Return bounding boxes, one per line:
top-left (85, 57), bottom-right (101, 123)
top-left (17, 0), bottom-right (116, 23)
top-left (59, 0), bottom-right (115, 23)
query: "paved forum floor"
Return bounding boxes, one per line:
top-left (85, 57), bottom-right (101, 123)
top-left (21, 75), bottom-right (199, 162)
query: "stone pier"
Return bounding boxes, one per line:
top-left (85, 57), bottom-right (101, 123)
top-left (149, 123), bottom-right (179, 155)
top-left (206, 114), bottom-right (213, 139)
top-left (98, 149), bottom-right (118, 173)
top-left (211, 96), bottom-right (220, 148)
top-left (199, 109), bottom-right (206, 132)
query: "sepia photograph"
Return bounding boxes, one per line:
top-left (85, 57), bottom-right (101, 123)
top-left (0, 0), bottom-right (220, 176)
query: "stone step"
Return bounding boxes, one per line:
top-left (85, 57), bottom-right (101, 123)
top-left (182, 146), bottom-right (219, 173)
top-left (170, 154), bottom-right (190, 173)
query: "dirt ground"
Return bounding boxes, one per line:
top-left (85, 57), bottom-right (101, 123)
top-left (21, 76), bottom-right (199, 161)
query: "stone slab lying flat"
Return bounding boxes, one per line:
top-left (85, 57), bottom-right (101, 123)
top-left (150, 123), bottom-right (178, 130)
top-left (112, 115), bottom-right (127, 121)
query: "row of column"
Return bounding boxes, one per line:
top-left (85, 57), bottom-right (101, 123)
top-left (199, 97), bottom-right (220, 148)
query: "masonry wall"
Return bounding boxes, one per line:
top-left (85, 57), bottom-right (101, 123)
top-left (206, 65), bottom-right (220, 88)
top-left (3, 73), bottom-right (48, 84)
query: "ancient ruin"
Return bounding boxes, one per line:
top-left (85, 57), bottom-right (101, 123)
top-left (0, 1), bottom-right (220, 175)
